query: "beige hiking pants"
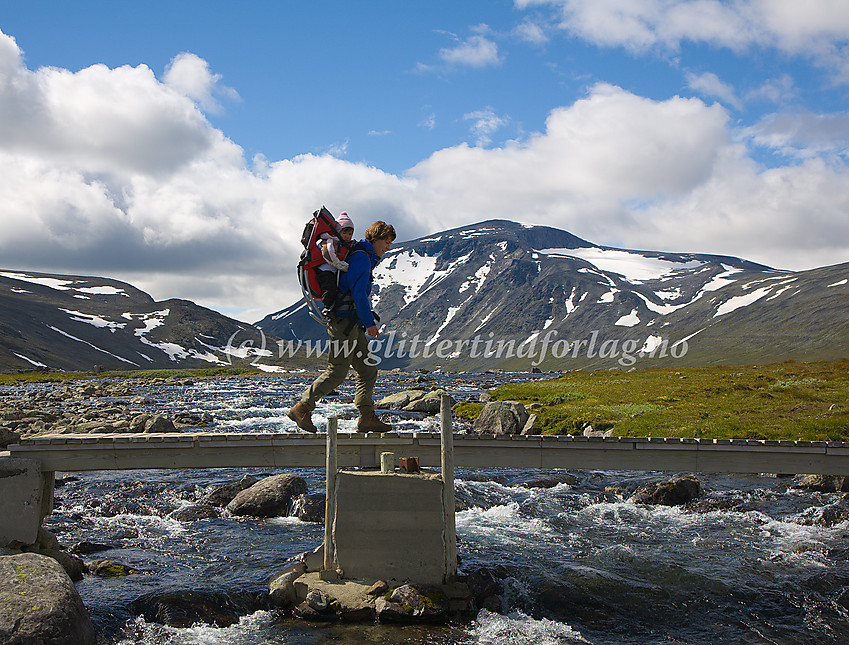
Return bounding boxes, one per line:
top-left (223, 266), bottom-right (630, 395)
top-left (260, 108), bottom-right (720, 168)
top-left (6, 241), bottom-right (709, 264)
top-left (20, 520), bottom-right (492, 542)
top-left (299, 317), bottom-right (378, 413)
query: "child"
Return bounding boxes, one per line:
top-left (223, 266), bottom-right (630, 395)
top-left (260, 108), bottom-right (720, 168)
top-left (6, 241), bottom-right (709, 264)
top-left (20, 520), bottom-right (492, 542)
top-left (315, 212), bottom-right (355, 315)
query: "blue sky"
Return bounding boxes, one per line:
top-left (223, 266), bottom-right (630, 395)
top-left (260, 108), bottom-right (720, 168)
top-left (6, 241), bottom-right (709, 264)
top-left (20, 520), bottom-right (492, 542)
top-left (1, 1), bottom-right (849, 321)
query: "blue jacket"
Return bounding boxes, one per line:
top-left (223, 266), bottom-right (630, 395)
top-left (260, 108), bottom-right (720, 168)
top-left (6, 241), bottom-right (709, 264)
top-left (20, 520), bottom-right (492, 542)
top-left (336, 239), bottom-right (381, 328)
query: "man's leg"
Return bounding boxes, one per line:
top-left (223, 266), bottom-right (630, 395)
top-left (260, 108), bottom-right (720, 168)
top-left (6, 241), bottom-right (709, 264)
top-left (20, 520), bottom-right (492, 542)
top-left (348, 327), bottom-right (391, 432)
top-left (288, 319), bottom-right (355, 432)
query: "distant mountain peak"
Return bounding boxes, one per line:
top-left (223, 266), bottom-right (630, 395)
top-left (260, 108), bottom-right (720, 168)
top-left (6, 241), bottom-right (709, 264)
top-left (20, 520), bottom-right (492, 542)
top-left (257, 220), bottom-right (848, 370)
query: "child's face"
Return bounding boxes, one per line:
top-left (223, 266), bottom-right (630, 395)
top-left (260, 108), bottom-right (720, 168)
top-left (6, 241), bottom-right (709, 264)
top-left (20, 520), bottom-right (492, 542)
top-left (340, 228), bottom-right (354, 242)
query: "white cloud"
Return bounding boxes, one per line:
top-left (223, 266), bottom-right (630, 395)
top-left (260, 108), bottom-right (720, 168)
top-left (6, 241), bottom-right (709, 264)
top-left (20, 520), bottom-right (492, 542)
top-left (437, 25), bottom-right (502, 68)
top-left (464, 108), bottom-right (510, 146)
top-left (744, 111), bottom-right (849, 158)
top-left (3, 25), bottom-right (849, 324)
top-left (409, 83), bottom-right (731, 232)
top-left (164, 52), bottom-right (239, 113)
top-left (514, 20), bottom-right (549, 45)
top-left (0, 30), bottom-right (215, 176)
top-left (685, 71), bottom-right (742, 110)
top-left (745, 74), bottom-right (799, 104)
top-left (326, 139), bottom-right (350, 157)
top-left (405, 82), bottom-right (849, 270)
top-left (518, 0), bottom-right (849, 79)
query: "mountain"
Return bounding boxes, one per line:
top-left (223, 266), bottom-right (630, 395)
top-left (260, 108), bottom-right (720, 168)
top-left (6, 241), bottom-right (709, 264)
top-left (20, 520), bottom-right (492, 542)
top-left (0, 270), bottom-right (275, 373)
top-left (257, 220), bottom-right (849, 370)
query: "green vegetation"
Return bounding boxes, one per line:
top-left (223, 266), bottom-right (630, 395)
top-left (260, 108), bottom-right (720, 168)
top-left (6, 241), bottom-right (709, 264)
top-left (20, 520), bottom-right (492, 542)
top-left (107, 367), bottom-right (261, 380)
top-left (0, 365), bottom-right (262, 385)
top-left (0, 372), bottom-right (93, 386)
top-left (452, 401), bottom-right (484, 421)
top-left (486, 359), bottom-right (849, 442)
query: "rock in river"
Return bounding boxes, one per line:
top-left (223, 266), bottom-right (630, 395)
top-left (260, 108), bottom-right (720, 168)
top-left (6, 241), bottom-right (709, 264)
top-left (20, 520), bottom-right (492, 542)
top-left (0, 552), bottom-right (96, 645)
top-left (226, 473), bottom-right (308, 518)
top-left (630, 474), bottom-right (701, 506)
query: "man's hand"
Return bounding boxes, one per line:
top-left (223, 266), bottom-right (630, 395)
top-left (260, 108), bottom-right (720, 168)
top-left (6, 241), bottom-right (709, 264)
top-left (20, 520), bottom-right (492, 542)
top-left (366, 325), bottom-right (379, 338)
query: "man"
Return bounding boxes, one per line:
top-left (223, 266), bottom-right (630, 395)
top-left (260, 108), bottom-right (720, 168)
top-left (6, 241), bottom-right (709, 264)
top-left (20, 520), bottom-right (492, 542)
top-left (287, 220), bottom-right (396, 433)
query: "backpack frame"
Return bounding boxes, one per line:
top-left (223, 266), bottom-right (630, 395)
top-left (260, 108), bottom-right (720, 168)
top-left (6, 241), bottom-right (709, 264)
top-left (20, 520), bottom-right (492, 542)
top-left (297, 206), bottom-right (352, 324)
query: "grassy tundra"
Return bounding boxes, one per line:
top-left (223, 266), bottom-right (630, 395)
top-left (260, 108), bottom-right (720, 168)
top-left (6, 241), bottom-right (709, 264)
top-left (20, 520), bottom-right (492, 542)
top-left (458, 359), bottom-right (849, 442)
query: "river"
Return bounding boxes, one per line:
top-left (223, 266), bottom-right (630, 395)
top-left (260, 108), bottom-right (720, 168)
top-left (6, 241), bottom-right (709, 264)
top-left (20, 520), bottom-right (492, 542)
top-left (13, 373), bottom-right (849, 644)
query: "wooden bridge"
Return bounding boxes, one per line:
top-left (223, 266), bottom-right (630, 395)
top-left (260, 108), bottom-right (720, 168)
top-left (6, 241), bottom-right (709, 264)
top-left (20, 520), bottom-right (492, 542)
top-left (7, 431), bottom-right (849, 475)
top-left (4, 414), bottom-right (848, 587)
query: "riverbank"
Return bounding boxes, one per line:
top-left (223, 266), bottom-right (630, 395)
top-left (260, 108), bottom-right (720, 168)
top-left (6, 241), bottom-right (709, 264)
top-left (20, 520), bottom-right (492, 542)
top-left (3, 359), bottom-right (848, 442)
top-left (462, 359), bottom-right (849, 442)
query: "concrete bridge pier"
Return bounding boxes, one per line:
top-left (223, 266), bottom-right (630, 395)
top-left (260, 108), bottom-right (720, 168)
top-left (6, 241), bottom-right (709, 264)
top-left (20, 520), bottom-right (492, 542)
top-left (320, 395), bottom-right (457, 586)
top-left (0, 456), bottom-right (53, 550)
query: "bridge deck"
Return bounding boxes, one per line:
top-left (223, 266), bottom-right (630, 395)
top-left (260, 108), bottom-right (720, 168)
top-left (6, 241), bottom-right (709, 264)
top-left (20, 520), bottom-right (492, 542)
top-left (8, 432), bottom-right (849, 475)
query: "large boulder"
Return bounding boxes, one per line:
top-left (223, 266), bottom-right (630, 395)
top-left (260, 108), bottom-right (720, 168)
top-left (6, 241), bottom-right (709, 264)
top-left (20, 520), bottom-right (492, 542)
top-left (516, 473), bottom-right (579, 489)
top-left (791, 474), bottom-right (849, 493)
top-left (201, 474), bottom-right (259, 507)
top-left (376, 389), bottom-right (454, 415)
top-left (144, 415), bottom-right (179, 433)
top-left (376, 390), bottom-right (428, 410)
top-left (292, 493), bottom-right (326, 523)
top-left (630, 475), bottom-right (701, 506)
top-left (129, 589), bottom-right (270, 628)
top-left (472, 401), bottom-right (529, 435)
top-left (0, 426), bottom-right (20, 448)
top-left (0, 552), bottom-right (96, 645)
top-left (403, 389), bottom-right (455, 414)
top-left (226, 474), bottom-right (308, 517)
top-left (375, 584), bottom-right (448, 624)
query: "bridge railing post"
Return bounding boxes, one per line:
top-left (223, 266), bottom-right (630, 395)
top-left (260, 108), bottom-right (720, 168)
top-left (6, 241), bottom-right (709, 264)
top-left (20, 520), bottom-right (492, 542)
top-left (440, 394), bottom-right (457, 582)
top-left (324, 416), bottom-right (338, 573)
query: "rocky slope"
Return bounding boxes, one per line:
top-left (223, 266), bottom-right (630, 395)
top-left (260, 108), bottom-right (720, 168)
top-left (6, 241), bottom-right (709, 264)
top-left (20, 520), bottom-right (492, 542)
top-left (258, 220), bottom-right (849, 370)
top-left (0, 270), bottom-right (272, 372)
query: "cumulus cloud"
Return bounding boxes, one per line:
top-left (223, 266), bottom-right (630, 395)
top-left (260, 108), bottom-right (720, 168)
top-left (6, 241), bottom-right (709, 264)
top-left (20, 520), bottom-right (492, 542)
top-left (404, 82), bottom-right (849, 270)
top-left (517, 0), bottom-right (849, 79)
top-left (409, 84), bottom-right (731, 235)
top-left (514, 20), bottom-right (549, 45)
top-left (744, 111), bottom-right (849, 158)
top-left (436, 25), bottom-right (502, 68)
top-left (685, 71), bottom-right (743, 110)
top-left (745, 74), bottom-right (799, 104)
top-left (163, 52), bottom-right (240, 113)
top-left (3, 26), bottom-right (849, 323)
top-left (464, 108), bottom-right (510, 146)
top-left (0, 32), bottom-right (215, 176)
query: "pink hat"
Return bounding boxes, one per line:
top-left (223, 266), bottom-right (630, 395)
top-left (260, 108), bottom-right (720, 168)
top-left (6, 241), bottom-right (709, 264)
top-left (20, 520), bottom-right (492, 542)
top-left (336, 212), bottom-right (354, 232)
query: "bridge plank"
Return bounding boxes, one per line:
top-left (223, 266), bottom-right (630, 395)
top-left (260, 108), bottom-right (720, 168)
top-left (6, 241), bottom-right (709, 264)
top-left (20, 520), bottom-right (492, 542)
top-left (7, 432), bottom-right (849, 475)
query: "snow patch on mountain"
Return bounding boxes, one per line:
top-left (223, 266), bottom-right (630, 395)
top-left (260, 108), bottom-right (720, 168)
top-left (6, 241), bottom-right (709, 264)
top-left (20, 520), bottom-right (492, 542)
top-left (615, 309), bottom-right (640, 327)
top-left (702, 265), bottom-right (743, 291)
top-left (375, 250), bottom-right (471, 306)
top-left (47, 325), bottom-right (138, 365)
top-left (1, 271), bottom-right (129, 296)
top-left (60, 309), bottom-right (126, 332)
top-left (714, 287), bottom-right (772, 317)
top-left (536, 247), bottom-right (704, 282)
top-left (123, 309), bottom-right (169, 335)
top-left (14, 353), bottom-right (47, 368)
top-left (459, 261), bottom-right (492, 294)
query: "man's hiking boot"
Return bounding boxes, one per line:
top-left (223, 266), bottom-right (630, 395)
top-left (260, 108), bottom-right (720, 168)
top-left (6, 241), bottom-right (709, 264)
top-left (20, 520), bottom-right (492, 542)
top-left (356, 409), bottom-right (392, 433)
top-left (287, 402), bottom-right (317, 433)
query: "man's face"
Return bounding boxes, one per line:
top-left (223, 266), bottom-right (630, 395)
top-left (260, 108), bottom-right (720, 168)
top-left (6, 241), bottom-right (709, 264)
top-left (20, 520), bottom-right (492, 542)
top-left (372, 237), bottom-right (392, 257)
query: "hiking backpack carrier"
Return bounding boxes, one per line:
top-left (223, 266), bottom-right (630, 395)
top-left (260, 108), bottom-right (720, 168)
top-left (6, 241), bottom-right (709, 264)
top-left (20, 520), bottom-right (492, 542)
top-left (297, 206), bottom-right (351, 324)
